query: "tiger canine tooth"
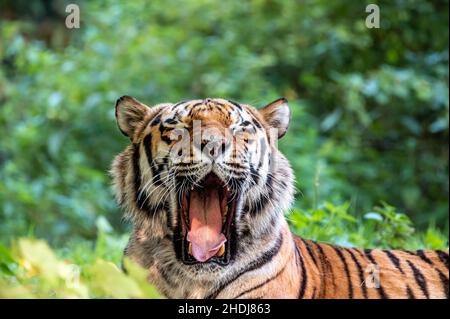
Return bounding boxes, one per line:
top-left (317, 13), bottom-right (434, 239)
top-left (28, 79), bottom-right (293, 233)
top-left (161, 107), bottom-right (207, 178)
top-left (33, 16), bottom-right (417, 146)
top-left (188, 242), bottom-right (192, 255)
top-left (216, 244), bottom-right (225, 257)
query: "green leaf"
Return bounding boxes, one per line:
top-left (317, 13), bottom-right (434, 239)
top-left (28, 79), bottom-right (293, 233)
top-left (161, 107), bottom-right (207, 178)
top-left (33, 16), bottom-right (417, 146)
top-left (364, 212), bottom-right (383, 222)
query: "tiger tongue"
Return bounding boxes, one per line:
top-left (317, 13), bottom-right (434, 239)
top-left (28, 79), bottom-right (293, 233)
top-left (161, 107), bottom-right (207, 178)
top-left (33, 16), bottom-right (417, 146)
top-left (187, 188), bottom-right (227, 262)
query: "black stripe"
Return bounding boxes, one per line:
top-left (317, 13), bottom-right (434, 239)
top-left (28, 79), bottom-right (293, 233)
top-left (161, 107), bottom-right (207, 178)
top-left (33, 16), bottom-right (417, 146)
top-left (143, 134), bottom-right (164, 186)
top-left (301, 239), bottom-right (320, 269)
top-left (227, 99), bottom-right (242, 110)
top-left (293, 238), bottom-right (302, 274)
top-left (147, 202), bottom-right (169, 215)
top-left (152, 167), bottom-right (164, 186)
top-left (438, 269), bottom-right (449, 298)
top-left (252, 117), bottom-right (262, 129)
top-left (345, 248), bottom-right (368, 298)
top-left (257, 138), bottom-right (267, 171)
top-left (257, 213), bottom-right (279, 239)
top-left (164, 118), bottom-right (178, 125)
top-left (407, 260), bottom-right (430, 298)
top-left (150, 114), bottom-right (162, 127)
top-left (352, 248), bottom-right (365, 257)
top-left (404, 250), bottom-right (419, 257)
top-left (233, 263), bottom-right (287, 299)
top-left (415, 251), bottom-right (448, 298)
top-left (251, 195), bottom-right (269, 215)
top-left (401, 250), bottom-right (445, 298)
top-left (157, 263), bottom-right (178, 289)
top-left (158, 123), bottom-right (166, 134)
top-left (266, 171), bottom-right (273, 187)
top-left (249, 175), bottom-right (274, 216)
top-left (214, 102), bottom-right (231, 117)
top-left (171, 100), bottom-right (188, 110)
top-left (190, 101), bottom-right (203, 109)
top-left (313, 242), bottom-right (335, 293)
top-left (249, 164), bottom-right (259, 185)
top-left (383, 250), bottom-right (404, 274)
top-left (436, 251), bottom-right (449, 268)
top-left (161, 134), bottom-right (172, 144)
top-left (332, 246), bottom-right (353, 299)
top-left (364, 249), bottom-right (376, 263)
top-left (206, 234), bottom-right (283, 299)
top-left (143, 135), bottom-right (155, 173)
top-left (132, 144), bottom-right (146, 209)
top-left (406, 285), bottom-right (416, 299)
top-left (314, 243), bottom-right (328, 266)
top-left (296, 243), bottom-right (308, 299)
top-left (416, 250), bottom-right (433, 265)
top-left (364, 249), bottom-right (388, 299)
top-left (224, 162), bottom-right (247, 170)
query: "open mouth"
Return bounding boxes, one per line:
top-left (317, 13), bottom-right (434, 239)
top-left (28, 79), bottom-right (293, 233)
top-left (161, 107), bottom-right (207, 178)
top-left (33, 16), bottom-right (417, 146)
top-left (177, 173), bottom-right (236, 265)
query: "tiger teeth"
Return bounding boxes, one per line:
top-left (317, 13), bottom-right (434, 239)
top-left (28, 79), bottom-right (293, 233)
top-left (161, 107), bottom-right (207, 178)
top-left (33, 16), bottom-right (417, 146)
top-left (188, 242), bottom-right (192, 255)
top-left (216, 244), bottom-right (225, 257)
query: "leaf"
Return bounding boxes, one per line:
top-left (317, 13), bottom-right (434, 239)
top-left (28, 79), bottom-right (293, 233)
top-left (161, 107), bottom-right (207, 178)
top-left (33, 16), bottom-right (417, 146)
top-left (0, 241), bottom-right (17, 276)
top-left (320, 109), bottom-right (342, 132)
top-left (364, 212), bottom-right (383, 222)
top-left (88, 259), bottom-right (142, 298)
top-left (95, 216), bottom-right (113, 234)
top-left (429, 118), bottom-right (448, 133)
top-left (0, 279), bottom-right (33, 298)
top-left (123, 258), bottom-right (163, 299)
top-left (17, 238), bottom-right (61, 281)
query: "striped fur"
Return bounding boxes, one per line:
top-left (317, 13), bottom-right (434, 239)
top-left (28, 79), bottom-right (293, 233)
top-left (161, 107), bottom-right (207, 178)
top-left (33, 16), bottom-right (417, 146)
top-left (111, 96), bottom-right (449, 299)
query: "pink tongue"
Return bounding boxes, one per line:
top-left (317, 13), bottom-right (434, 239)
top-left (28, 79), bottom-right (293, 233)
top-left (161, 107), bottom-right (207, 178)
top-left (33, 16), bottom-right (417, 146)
top-left (187, 188), bottom-right (226, 262)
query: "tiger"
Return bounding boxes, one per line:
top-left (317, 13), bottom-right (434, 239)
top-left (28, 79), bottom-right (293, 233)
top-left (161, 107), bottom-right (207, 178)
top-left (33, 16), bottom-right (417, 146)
top-left (111, 95), bottom-right (449, 299)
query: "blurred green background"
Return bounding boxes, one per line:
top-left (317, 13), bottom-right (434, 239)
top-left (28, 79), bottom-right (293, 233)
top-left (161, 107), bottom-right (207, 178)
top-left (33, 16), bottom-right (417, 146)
top-left (0, 0), bottom-right (448, 248)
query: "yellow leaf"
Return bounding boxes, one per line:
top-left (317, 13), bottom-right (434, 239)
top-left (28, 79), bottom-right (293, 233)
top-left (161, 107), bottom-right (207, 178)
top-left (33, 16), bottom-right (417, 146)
top-left (18, 238), bottom-right (60, 281)
top-left (123, 258), bottom-right (163, 299)
top-left (88, 259), bottom-right (142, 298)
top-left (0, 279), bottom-right (33, 298)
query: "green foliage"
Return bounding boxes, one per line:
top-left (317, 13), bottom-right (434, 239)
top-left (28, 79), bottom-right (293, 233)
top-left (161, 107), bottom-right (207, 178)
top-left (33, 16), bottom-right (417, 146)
top-left (290, 202), bottom-right (448, 250)
top-left (0, 0), bottom-right (448, 286)
top-left (0, 236), bottom-right (162, 298)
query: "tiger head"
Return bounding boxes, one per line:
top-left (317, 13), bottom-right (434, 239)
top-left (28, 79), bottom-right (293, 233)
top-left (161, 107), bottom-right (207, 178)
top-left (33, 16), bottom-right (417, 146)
top-left (112, 96), bottom-right (294, 274)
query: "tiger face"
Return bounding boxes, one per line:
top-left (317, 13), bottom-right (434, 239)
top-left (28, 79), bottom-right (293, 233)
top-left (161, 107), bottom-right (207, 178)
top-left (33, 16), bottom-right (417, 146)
top-left (112, 96), bottom-right (294, 277)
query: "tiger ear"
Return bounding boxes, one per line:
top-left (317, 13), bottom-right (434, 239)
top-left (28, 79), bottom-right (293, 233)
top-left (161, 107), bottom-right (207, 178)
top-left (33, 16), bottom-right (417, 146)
top-left (115, 96), bottom-right (151, 138)
top-left (259, 97), bottom-right (291, 139)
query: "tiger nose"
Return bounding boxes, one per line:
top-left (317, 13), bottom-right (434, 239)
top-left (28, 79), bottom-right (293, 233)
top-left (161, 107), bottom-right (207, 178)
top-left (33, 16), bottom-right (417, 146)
top-left (201, 136), bottom-right (227, 160)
